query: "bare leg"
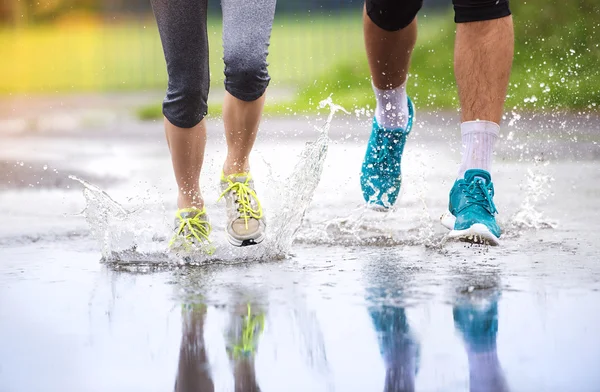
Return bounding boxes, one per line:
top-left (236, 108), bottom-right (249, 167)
top-left (234, 359), bottom-right (261, 392)
top-left (165, 118), bottom-right (207, 209)
top-left (222, 92), bottom-right (266, 176)
top-left (363, 6), bottom-right (417, 90)
top-left (454, 16), bottom-right (514, 124)
top-left (174, 305), bottom-right (214, 392)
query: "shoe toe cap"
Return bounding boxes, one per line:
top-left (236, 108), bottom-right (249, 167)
top-left (455, 214), bottom-right (501, 238)
top-left (231, 218), bottom-right (261, 237)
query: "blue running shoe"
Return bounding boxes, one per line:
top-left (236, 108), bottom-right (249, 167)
top-left (360, 97), bottom-right (415, 210)
top-left (441, 169), bottom-right (501, 245)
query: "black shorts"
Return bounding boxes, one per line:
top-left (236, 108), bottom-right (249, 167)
top-left (366, 0), bottom-right (511, 31)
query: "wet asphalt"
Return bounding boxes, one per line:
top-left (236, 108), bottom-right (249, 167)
top-left (1, 108), bottom-right (599, 391)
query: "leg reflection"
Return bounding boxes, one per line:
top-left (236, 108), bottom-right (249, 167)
top-left (453, 299), bottom-right (509, 392)
top-left (227, 303), bottom-right (265, 392)
top-left (175, 303), bottom-right (215, 392)
top-left (370, 305), bottom-right (418, 392)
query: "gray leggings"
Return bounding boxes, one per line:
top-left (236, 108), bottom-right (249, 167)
top-left (151, 0), bottom-right (276, 128)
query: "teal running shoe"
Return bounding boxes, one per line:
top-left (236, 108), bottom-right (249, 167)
top-left (360, 97), bottom-right (415, 210)
top-left (441, 169), bottom-right (501, 245)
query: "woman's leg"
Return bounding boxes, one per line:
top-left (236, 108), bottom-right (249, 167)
top-left (151, 0), bottom-right (210, 209)
top-left (221, 0), bottom-right (276, 176)
top-left (218, 0), bottom-right (276, 247)
top-left (222, 94), bottom-right (265, 175)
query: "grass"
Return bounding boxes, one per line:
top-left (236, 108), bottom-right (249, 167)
top-left (0, 13), bottom-right (364, 94)
top-left (135, 7), bottom-right (600, 119)
top-left (291, 4), bottom-right (600, 115)
top-left (2, 4), bottom-right (598, 119)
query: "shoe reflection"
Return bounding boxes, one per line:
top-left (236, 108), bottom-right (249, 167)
top-left (367, 271), bottom-right (509, 392)
top-left (174, 302), bottom-right (264, 392)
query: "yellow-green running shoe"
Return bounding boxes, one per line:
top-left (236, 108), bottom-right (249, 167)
top-left (219, 172), bottom-right (266, 247)
top-left (169, 207), bottom-right (215, 255)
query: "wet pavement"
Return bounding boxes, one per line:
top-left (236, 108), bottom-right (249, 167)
top-left (1, 107), bottom-right (600, 391)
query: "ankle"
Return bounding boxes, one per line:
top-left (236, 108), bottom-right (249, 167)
top-left (223, 158), bottom-right (250, 176)
top-left (177, 190), bottom-right (204, 210)
top-left (373, 79), bottom-right (409, 130)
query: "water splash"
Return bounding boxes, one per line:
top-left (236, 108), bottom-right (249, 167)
top-left (266, 97), bottom-right (348, 254)
top-left (292, 147), bottom-right (442, 248)
top-left (70, 175), bottom-right (171, 262)
top-left (73, 98), bottom-right (348, 265)
top-left (506, 157), bottom-right (557, 234)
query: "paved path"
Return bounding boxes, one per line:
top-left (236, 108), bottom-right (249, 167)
top-left (1, 110), bottom-right (599, 391)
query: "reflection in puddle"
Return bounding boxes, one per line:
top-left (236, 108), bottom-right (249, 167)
top-left (169, 257), bottom-right (509, 392)
top-left (176, 302), bottom-right (264, 392)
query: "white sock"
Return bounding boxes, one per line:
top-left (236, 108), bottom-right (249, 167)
top-left (458, 120), bottom-right (499, 179)
top-left (373, 80), bottom-right (409, 130)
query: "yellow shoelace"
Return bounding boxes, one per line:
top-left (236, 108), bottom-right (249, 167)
top-left (218, 173), bottom-right (263, 229)
top-left (232, 303), bottom-right (265, 359)
top-left (169, 207), bottom-right (213, 253)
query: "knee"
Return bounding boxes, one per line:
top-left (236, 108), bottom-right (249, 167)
top-left (223, 53), bottom-right (270, 102)
top-left (453, 0), bottom-right (511, 23)
top-left (365, 0), bottom-right (423, 32)
top-left (163, 84), bottom-right (208, 129)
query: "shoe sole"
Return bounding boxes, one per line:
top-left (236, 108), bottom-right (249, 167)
top-left (365, 203), bottom-right (391, 212)
top-left (440, 212), bottom-right (500, 246)
top-left (226, 231), bottom-right (266, 247)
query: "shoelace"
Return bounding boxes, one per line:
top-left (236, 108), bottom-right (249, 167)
top-left (232, 303), bottom-right (265, 359)
top-left (218, 176), bottom-right (263, 229)
top-left (373, 131), bottom-right (406, 164)
top-left (463, 178), bottom-right (498, 214)
top-left (169, 209), bottom-right (212, 249)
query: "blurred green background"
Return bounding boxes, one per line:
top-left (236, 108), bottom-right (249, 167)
top-left (0, 0), bottom-right (598, 118)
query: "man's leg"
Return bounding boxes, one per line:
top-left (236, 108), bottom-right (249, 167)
top-left (454, 11), bottom-right (514, 178)
top-left (360, 0), bottom-right (422, 209)
top-left (364, 5), bottom-right (418, 130)
top-left (443, 1), bottom-right (513, 245)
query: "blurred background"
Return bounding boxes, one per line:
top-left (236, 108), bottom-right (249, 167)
top-left (0, 0), bottom-right (598, 125)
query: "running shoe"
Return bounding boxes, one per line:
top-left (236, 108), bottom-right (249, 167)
top-left (441, 169), bottom-right (501, 245)
top-left (169, 207), bottom-right (215, 254)
top-left (360, 97), bottom-right (415, 210)
top-left (219, 172), bottom-right (266, 247)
